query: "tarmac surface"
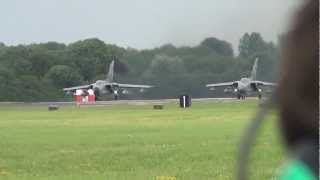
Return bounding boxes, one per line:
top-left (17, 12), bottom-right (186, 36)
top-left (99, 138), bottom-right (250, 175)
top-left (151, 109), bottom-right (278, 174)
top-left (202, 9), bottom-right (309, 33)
top-left (0, 98), bottom-right (241, 107)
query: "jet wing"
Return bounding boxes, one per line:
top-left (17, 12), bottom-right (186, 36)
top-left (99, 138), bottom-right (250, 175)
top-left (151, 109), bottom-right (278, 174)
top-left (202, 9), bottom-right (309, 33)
top-left (117, 83), bottom-right (153, 89)
top-left (251, 81), bottom-right (277, 86)
top-left (206, 82), bottom-right (237, 88)
top-left (63, 84), bottom-right (92, 92)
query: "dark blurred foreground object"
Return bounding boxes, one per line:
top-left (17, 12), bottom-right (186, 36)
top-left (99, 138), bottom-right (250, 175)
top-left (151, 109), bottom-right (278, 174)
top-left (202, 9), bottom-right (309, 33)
top-left (48, 105), bottom-right (59, 111)
top-left (277, 0), bottom-right (318, 178)
top-left (179, 95), bottom-right (191, 108)
top-left (237, 0), bottom-right (318, 179)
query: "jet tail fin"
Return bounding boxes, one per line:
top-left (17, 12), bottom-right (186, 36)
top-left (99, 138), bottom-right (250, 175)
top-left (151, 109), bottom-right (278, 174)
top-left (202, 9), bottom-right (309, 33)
top-left (106, 58), bottom-right (115, 82)
top-left (250, 58), bottom-right (258, 80)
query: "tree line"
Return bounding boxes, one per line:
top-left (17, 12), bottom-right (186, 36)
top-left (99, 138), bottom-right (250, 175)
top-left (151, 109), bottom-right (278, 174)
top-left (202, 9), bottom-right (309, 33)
top-left (0, 32), bottom-right (279, 101)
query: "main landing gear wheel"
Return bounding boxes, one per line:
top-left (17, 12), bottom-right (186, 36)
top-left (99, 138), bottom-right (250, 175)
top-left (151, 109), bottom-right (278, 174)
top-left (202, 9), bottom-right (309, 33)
top-left (237, 94), bottom-right (245, 100)
top-left (237, 94), bottom-right (246, 100)
top-left (114, 94), bottom-right (119, 100)
top-left (94, 91), bottom-right (100, 101)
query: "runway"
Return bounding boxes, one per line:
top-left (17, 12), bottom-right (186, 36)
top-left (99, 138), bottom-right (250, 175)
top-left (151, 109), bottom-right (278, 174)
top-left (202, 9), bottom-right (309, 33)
top-left (0, 98), bottom-right (240, 107)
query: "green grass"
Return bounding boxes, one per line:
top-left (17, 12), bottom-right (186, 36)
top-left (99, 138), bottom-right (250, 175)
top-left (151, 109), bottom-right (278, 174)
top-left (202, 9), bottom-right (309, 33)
top-left (0, 100), bottom-right (285, 180)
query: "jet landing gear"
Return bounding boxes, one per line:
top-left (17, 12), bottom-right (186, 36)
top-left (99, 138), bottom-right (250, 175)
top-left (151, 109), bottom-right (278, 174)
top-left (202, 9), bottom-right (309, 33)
top-left (113, 90), bottom-right (119, 100)
top-left (257, 89), bottom-right (262, 100)
top-left (237, 94), bottom-right (241, 99)
top-left (237, 94), bottom-right (246, 100)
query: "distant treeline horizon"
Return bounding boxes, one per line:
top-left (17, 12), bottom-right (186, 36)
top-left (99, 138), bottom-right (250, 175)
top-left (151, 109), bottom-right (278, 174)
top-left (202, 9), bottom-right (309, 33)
top-left (0, 32), bottom-right (279, 101)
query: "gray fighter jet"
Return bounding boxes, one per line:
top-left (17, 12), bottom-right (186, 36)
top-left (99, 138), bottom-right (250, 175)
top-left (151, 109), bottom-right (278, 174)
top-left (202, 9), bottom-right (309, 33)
top-left (63, 58), bottom-right (153, 100)
top-left (206, 58), bottom-right (276, 99)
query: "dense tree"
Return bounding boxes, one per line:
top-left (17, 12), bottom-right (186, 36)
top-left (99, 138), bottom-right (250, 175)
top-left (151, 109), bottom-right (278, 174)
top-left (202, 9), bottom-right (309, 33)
top-left (68, 38), bottom-right (125, 81)
top-left (238, 32), bottom-right (278, 81)
top-left (0, 46), bottom-right (32, 75)
top-left (141, 55), bottom-right (187, 98)
top-left (239, 32), bottom-right (268, 58)
top-left (44, 65), bottom-right (83, 88)
top-left (0, 65), bottom-right (13, 87)
top-left (29, 51), bottom-right (54, 79)
top-left (0, 34), bottom-right (278, 101)
top-left (0, 42), bottom-right (5, 55)
top-left (40, 42), bottom-right (66, 51)
top-left (200, 37), bottom-right (234, 57)
top-left (144, 55), bottom-right (186, 76)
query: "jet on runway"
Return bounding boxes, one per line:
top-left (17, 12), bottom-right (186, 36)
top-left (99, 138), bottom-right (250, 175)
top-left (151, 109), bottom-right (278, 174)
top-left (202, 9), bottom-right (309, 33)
top-left (63, 58), bottom-right (153, 100)
top-left (206, 58), bottom-right (276, 99)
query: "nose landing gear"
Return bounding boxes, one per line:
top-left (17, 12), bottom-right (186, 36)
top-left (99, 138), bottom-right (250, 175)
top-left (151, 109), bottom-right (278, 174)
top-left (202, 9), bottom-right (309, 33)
top-left (258, 89), bottom-right (262, 100)
top-left (113, 90), bottom-right (119, 100)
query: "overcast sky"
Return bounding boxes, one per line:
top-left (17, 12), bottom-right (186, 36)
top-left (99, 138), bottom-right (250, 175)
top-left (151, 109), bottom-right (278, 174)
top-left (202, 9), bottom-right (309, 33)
top-left (1, 0), bottom-right (302, 50)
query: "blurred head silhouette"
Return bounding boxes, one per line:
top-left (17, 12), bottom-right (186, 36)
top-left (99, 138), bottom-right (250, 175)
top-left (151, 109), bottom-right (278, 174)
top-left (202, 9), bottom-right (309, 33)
top-left (276, 0), bottom-right (318, 178)
top-left (277, 0), bottom-right (318, 149)
top-left (237, 1), bottom-right (318, 179)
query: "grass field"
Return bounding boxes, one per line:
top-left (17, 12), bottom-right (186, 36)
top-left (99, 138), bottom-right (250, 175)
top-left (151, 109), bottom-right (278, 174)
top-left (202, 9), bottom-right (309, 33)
top-left (0, 100), bottom-right (285, 180)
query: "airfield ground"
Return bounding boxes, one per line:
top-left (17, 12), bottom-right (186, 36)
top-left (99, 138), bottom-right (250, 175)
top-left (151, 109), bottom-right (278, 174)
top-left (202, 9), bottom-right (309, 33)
top-left (0, 100), bottom-right (284, 180)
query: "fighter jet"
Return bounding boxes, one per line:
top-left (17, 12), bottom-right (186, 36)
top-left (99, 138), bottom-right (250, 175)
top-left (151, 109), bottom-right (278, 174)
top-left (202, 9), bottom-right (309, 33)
top-left (63, 58), bottom-right (153, 100)
top-left (206, 58), bottom-right (276, 99)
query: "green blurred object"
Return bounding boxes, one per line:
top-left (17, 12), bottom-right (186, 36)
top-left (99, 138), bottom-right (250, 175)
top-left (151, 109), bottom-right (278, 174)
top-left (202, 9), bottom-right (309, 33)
top-left (279, 160), bottom-right (316, 180)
